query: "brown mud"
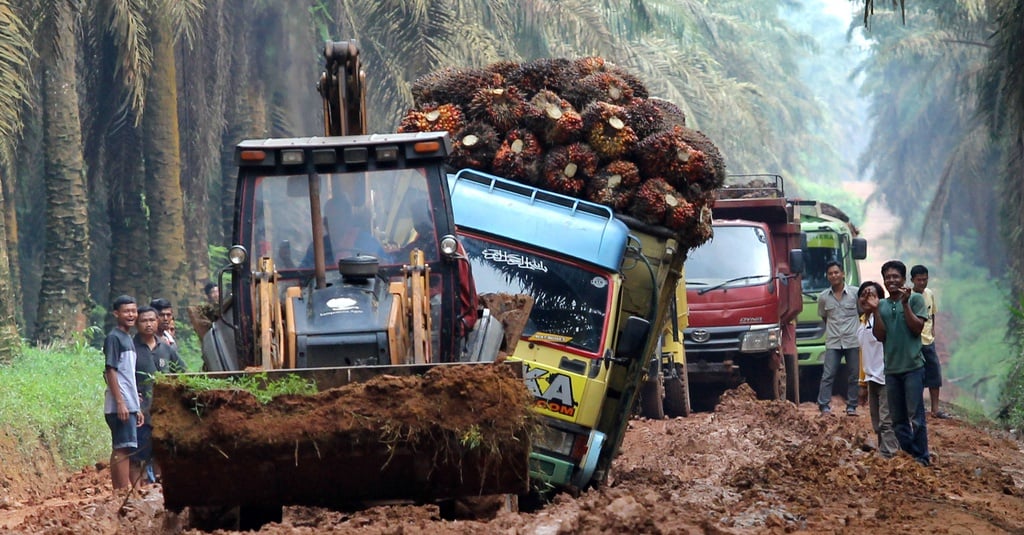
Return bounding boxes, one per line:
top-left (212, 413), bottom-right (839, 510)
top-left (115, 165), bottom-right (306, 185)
top-left (3, 385), bottom-right (1024, 534)
top-left (152, 363), bottom-right (534, 511)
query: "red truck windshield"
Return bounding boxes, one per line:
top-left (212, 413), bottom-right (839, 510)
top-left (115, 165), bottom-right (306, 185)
top-left (686, 225), bottom-right (772, 288)
top-left (460, 234), bottom-right (611, 355)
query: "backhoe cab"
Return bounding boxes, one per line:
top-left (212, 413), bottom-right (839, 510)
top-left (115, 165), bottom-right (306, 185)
top-left (201, 133), bottom-right (471, 371)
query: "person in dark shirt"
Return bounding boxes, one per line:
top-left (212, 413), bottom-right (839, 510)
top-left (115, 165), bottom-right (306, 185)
top-left (132, 306), bottom-right (186, 484)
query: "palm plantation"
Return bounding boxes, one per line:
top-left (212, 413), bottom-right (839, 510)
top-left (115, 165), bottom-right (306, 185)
top-left (0, 0), bottom-right (1022, 418)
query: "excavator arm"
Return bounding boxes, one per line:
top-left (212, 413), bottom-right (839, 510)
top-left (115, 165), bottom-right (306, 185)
top-left (318, 40), bottom-right (367, 137)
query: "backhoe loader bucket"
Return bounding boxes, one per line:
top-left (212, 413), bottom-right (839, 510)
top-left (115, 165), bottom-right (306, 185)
top-left (152, 362), bottom-right (532, 512)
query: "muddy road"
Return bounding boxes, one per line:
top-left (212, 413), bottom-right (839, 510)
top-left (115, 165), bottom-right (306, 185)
top-left (2, 385), bottom-right (1023, 534)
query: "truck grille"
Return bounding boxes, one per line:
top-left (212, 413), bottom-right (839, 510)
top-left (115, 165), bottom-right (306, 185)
top-left (683, 326), bottom-right (747, 361)
top-left (795, 321), bottom-right (826, 341)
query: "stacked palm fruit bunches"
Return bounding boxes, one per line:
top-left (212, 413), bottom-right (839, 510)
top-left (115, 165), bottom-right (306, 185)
top-left (399, 57), bottom-right (725, 248)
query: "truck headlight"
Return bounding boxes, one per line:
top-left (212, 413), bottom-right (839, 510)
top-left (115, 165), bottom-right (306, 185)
top-left (740, 326), bottom-right (780, 352)
top-left (535, 426), bottom-right (576, 457)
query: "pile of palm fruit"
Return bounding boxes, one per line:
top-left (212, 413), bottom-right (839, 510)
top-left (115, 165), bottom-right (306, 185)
top-left (397, 57), bottom-right (725, 248)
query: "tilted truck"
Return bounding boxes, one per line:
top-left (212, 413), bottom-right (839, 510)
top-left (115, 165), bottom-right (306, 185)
top-left (449, 169), bottom-right (690, 491)
top-left (682, 175), bottom-right (805, 410)
top-left (791, 200), bottom-right (867, 402)
top-left (153, 42), bottom-right (534, 531)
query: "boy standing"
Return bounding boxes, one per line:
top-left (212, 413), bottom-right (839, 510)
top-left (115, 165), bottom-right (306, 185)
top-left (911, 265), bottom-right (950, 418)
top-left (104, 295), bottom-right (144, 490)
top-left (868, 260), bottom-right (931, 466)
top-left (132, 306), bottom-right (186, 484)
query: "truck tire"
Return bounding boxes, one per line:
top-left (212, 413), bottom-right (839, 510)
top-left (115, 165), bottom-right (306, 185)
top-left (639, 378), bottom-right (665, 419)
top-left (663, 364), bottom-right (691, 417)
top-left (785, 354), bottom-right (800, 404)
top-left (742, 357), bottom-right (784, 401)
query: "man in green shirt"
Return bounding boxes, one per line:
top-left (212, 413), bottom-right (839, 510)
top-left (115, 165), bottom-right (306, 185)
top-left (865, 260), bottom-right (931, 466)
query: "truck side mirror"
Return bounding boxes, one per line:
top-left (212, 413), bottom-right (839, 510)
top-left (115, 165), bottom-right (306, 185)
top-left (616, 316), bottom-right (651, 361)
top-left (852, 237), bottom-right (868, 260)
top-left (789, 249), bottom-right (804, 275)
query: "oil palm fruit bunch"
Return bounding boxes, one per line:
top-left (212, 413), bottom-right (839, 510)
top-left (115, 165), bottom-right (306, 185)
top-left (629, 177), bottom-right (681, 225)
top-left (563, 72), bottom-right (635, 110)
top-left (397, 103), bottom-right (464, 137)
top-left (635, 126), bottom-right (707, 191)
top-left (586, 160), bottom-right (641, 210)
top-left (541, 142), bottom-right (598, 196)
top-left (676, 126), bottom-right (726, 191)
top-left (624, 98), bottom-right (668, 141)
top-left (663, 195), bottom-right (698, 231)
top-left (493, 129), bottom-right (544, 184)
top-left (467, 86), bottom-right (530, 132)
top-left (449, 121), bottom-right (501, 172)
top-left (606, 65), bottom-right (649, 100)
top-left (581, 102), bottom-right (638, 161)
top-left (529, 90), bottom-right (583, 146)
top-left (649, 98), bottom-right (687, 130)
top-left (411, 67), bottom-right (505, 108)
top-left (571, 56), bottom-right (606, 78)
top-left (507, 58), bottom-right (577, 98)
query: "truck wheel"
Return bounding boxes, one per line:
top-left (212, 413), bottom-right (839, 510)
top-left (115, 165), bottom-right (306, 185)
top-left (188, 505), bottom-right (239, 531)
top-left (639, 378), bottom-right (665, 419)
top-left (238, 505), bottom-right (283, 531)
top-left (663, 364), bottom-right (691, 417)
top-left (742, 357), bottom-right (784, 401)
top-left (785, 354), bottom-right (800, 404)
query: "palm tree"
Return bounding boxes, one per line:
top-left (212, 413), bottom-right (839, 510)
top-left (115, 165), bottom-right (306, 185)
top-left (142, 1), bottom-right (190, 305)
top-left (0, 0), bottom-right (32, 359)
top-left (33, 0), bottom-right (91, 345)
top-left (80, 0), bottom-right (151, 307)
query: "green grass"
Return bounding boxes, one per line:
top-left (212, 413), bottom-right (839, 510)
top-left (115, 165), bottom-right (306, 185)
top-left (168, 371), bottom-right (317, 404)
top-left (0, 343), bottom-right (109, 470)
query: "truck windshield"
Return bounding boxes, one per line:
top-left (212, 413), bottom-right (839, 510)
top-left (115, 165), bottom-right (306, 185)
top-left (686, 225), bottom-right (771, 287)
top-left (801, 231), bottom-right (843, 294)
top-left (460, 234), bottom-right (611, 355)
top-left (249, 168), bottom-right (438, 270)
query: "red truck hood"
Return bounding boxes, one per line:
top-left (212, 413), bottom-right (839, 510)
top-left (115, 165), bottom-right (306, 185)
top-left (686, 285), bottom-right (780, 328)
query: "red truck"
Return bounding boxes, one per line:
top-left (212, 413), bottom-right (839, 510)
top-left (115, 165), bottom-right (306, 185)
top-left (682, 175), bottom-right (804, 409)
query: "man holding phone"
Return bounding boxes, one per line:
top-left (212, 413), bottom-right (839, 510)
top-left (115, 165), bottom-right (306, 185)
top-left (865, 260), bottom-right (931, 466)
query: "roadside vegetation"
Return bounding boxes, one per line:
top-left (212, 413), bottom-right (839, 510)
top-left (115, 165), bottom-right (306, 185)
top-left (0, 331), bottom-right (204, 471)
top-left (0, 342), bottom-right (108, 470)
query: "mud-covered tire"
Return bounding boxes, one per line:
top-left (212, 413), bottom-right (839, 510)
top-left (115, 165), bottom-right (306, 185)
top-left (639, 378), bottom-right (665, 419)
top-left (785, 354), bottom-right (800, 404)
top-left (743, 357), bottom-right (785, 401)
top-left (238, 505), bottom-right (283, 531)
top-left (187, 506), bottom-right (239, 532)
top-left (663, 364), bottom-right (691, 417)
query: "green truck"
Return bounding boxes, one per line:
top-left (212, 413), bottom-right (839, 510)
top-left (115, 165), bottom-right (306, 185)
top-left (792, 200), bottom-right (867, 402)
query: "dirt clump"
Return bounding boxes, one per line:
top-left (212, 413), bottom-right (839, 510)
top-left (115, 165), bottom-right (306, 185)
top-left (151, 362), bottom-right (534, 512)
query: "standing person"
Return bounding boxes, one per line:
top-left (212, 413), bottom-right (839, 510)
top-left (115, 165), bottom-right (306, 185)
top-left (856, 281), bottom-right (899, 458)
top-left (150, 298), bottom-right (177, 350)
top-left (132, 306), bottom-right (187, 484)
top-left (816, 261), bottom-right (861, 416)
top-left (103, 295), bottom-right (144, 490)
top-left (867, 260), bottom-right (931, 466)
top-left (911, 265), bottom-right (950, 419)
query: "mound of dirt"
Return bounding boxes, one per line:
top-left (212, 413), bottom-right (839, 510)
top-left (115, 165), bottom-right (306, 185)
top-left (151, 363), bottom-right (534, 511)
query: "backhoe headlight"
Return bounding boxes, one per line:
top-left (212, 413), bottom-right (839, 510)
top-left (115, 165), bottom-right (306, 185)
top-left (228, 245), bottom-right (248, 266)
top-left (740, 326), bottom-right (780, 352)
top-left (440, 235), bottom-right (459, 256)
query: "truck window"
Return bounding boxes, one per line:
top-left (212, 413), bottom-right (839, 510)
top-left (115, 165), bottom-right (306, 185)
top-left (686, 225), bottom-right (771, 287)
top-left (460, 234), bottom-right (611, 355)
top-left (801, 230), bottom-right (843, 293)
top-left (250, 168), bottom-right (437, 270)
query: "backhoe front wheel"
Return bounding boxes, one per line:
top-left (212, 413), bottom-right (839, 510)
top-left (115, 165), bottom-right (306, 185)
top-left (663, 363), bottom-right (691, 417)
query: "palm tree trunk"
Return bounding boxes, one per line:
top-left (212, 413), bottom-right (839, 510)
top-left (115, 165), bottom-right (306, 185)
top-left (143, 8), bottom-right (189, 306)
top-left (0, 171), bottom-right (20, 362)
top-left (109, 138), bottom-right (149, 302)
top-left (34, 2), bottom-right (90, 344)
top-left (1, 165), bottom-right (22, 333)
